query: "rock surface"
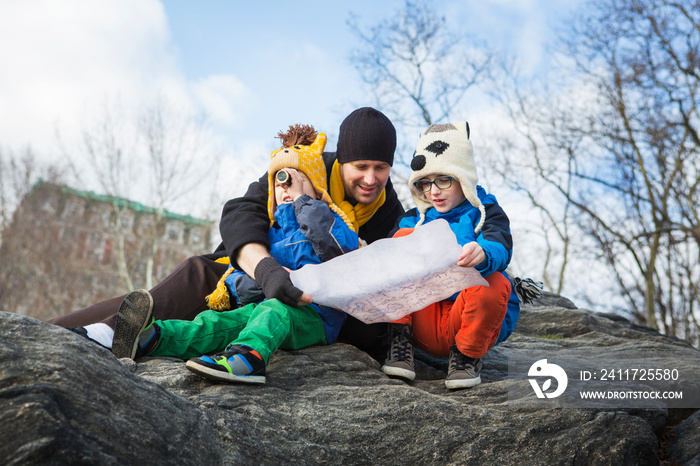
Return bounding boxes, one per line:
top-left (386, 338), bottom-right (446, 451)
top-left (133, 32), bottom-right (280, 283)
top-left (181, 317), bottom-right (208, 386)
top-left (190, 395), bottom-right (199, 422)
top-left (667, 409), bottom-right (700, 465)
top-left (1, 293), bottom-right (698, 465)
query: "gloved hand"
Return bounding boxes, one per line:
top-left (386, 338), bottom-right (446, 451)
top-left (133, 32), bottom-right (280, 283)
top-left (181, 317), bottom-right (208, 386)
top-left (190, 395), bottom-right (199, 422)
top-left (254, 257), bottom-right (304, 307)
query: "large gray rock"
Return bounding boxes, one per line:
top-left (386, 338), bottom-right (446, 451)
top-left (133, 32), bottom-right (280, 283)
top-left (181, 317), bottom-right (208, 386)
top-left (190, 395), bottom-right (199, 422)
top-left (667, 409), bottom-right (700, 465)
top-left (0, 313), bottom-right (226, 465)
top-left (1, 294), bottom-right (698, 465)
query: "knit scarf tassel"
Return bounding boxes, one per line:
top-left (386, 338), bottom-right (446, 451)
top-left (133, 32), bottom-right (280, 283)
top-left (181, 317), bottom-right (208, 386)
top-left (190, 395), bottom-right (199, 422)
top-left (329, 160), bottom-right (386, 232)
top-left (206, 257), bottom-right (234, 311)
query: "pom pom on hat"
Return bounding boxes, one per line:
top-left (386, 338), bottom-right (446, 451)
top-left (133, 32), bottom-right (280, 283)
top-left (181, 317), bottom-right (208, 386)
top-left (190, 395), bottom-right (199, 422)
top-left (408, 122), bottom-right (485, 233)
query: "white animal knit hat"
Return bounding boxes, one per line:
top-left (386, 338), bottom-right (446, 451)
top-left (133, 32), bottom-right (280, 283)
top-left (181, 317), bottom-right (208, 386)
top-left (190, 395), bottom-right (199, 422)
top-left (408, 122), bottom-right (485, 233)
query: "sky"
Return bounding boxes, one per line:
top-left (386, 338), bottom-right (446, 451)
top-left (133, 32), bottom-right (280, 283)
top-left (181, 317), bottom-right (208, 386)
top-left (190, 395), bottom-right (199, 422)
top-left (3, 0), bottom-right (634, 310)
top-left (0, 0), bottom-right (581, 181)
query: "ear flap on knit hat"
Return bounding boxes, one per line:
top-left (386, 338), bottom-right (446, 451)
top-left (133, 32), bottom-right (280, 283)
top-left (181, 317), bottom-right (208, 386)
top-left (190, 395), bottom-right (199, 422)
top-left (408, 122), bottom-right (485, 233)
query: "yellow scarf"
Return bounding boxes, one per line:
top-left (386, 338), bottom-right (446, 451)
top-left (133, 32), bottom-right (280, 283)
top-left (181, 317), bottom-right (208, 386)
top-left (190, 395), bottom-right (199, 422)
top-left (329, 160), bottom-right (385, 232)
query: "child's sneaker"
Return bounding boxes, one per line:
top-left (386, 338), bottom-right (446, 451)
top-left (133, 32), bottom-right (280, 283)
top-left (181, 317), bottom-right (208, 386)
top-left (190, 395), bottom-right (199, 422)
top-left (112, 290), bottom-right (154, 359)
top-left (134, 317), bottom-right (160, 358)
top-left (381, 324), bottom-right (415, 381)
top-left (186, 345), bottom-right (266, 384)
top-left (445, 344), bottom-right (482, 390)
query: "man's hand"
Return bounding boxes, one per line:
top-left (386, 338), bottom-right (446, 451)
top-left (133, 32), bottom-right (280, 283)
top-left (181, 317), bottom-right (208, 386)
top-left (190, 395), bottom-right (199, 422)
top-left (457, 241), bottom-right (485, 268)
top-left (254, 257), bottom-right (312, 307)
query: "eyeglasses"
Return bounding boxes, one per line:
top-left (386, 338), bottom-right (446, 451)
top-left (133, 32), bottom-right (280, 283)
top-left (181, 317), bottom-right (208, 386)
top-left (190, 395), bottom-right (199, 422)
top-left (413, 176), bottom-right (454, 193)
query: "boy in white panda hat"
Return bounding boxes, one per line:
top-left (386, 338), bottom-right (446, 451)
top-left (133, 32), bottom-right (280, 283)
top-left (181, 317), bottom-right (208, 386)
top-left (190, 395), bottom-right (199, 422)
top-left (381, 122), bottom-right (520, 390)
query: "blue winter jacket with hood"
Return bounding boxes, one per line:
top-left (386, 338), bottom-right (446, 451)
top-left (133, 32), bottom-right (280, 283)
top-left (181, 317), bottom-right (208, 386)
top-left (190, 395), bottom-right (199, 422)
top-left (224, 194), bottom-right (359, 344)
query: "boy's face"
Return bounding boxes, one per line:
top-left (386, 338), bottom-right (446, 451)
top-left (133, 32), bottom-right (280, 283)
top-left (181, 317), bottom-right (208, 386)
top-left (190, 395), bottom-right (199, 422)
top-left (274, 168), bottom-right (318, 205)
top-left (340, 160), bottom-right (391, 205)
top-left (416, 174), bottom-right (467, 213)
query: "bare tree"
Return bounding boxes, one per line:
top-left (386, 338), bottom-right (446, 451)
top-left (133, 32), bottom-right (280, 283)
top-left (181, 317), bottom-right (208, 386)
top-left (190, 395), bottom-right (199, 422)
top-left (347, 0), bottom-right (575, 294)
top-left (0, 147), bottom-right (67, 313)
top-left (484, 63), bottom-right (583, 296)
top-left (559, 0), bottom-right (699, 339)
top-left (348, 0), bottom-right (495, 167)
top-left (63, 95), bottom-right (218, 292)
top-left (63, 97), bottom-right (140, 290)
top-left (347, 0), bottom-right (574, 294)
top-left (348, 0), bottom-right (700, 344)
top-left (0, 147), bottom-right (64, 235)
top-left (490, 0), bottom-right (699, 343)
top-left (139, 95), bottom-right (212, 288)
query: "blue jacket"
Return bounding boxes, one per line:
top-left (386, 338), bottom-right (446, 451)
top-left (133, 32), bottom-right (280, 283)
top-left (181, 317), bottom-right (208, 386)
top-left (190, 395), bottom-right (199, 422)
top-left (396, 186), bottom-right (520, 344)
top-left (225, 195), bottom-right (359, 344)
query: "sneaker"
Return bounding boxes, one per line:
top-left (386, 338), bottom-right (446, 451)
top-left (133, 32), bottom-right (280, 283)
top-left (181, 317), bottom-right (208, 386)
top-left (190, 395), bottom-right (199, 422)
top-left (112, 290), bottom-right (154, 359)
top-left (445, 345), bottom-right (483, 390)
top-left (186, 345), bottom-right (266, 384)
top-left (381, 324), bottom-right (415, 381)
top-left (134, 317), bottom-right (160, 358)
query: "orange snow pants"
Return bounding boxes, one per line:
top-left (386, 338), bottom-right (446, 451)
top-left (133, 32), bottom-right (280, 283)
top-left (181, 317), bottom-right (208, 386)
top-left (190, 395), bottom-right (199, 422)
top-left (391, 228), bottom-right (511, 358)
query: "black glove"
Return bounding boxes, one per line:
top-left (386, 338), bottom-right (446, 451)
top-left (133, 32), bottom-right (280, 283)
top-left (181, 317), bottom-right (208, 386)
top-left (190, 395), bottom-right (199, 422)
top-left (254, 257), bottom-right (304, 307)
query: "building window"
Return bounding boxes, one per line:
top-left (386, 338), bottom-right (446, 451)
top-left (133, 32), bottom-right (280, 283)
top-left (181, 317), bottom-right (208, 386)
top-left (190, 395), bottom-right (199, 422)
top-left (88, 232), bottom-right (104, 262)
top-left (190, 228), bottom-right (201, 246)
top-left (165, 222), bottom-right (181, 241)
top-left (63, 198), bottom-right (84, 218)
top-left (98, 207), bottom-right (110, 226)
top-left (119, 212), bottom-right (134, 229)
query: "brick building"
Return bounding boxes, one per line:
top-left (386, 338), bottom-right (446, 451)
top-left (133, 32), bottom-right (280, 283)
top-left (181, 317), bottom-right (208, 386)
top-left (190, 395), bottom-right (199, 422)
top-left (0, 181), bottom-right (215, 320)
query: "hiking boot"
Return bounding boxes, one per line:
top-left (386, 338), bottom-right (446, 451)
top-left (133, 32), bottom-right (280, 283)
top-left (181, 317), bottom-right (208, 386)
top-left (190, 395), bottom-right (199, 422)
top-left (112, 290), bottom-right (154, 359)
top-left (186, 345), bottom-right (266, 384)
top-left (445, 345), bottom-right (482, 390)
top-left (381, 324), bottom-right (415, 381)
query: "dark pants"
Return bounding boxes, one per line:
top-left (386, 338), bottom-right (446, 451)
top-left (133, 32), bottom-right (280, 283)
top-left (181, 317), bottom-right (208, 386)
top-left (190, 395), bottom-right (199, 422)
top-left (337, 315), bottom-right (388, 362)
top-left (49, 255), bottom-right (228, 329)
top-left (49, 254), bottom-right (389, 359)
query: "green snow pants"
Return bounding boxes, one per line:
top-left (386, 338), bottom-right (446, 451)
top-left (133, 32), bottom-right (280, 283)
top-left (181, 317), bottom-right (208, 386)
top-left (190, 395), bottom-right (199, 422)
top-left (149, 299), bottom-right (327, 364)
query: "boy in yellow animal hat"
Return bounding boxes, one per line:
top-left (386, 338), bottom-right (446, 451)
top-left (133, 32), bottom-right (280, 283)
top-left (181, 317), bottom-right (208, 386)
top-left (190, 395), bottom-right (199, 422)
top-left (110, 125), bottom-right (359, 384)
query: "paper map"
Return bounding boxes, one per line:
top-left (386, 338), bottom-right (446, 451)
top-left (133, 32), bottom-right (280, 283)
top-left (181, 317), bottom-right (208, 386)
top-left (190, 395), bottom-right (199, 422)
top-left (290, 219), bottom-right (487, 324)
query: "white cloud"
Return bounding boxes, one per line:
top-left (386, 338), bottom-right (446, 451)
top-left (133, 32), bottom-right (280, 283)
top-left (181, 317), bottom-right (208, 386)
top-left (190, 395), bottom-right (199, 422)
top-left (0, 0), bottom-right (183, 156)
top-left (443, 0), bottom-right (574, 77)
top-left (192, 75), bottom-right (256, 130)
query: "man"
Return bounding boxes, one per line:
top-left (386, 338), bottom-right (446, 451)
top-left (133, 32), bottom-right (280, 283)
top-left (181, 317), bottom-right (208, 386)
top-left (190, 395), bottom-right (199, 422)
top-left (51, 107), bottom-right (404, 358)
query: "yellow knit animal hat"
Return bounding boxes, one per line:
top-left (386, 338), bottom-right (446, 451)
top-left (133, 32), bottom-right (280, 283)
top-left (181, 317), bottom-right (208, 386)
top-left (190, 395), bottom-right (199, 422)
top-left (267, 124), bottom-right (354, 232)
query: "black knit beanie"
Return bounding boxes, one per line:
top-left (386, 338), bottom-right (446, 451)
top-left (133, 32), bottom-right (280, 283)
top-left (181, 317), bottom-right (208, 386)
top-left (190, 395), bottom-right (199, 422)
top-left (336, 107), bottom-right (396, 166)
